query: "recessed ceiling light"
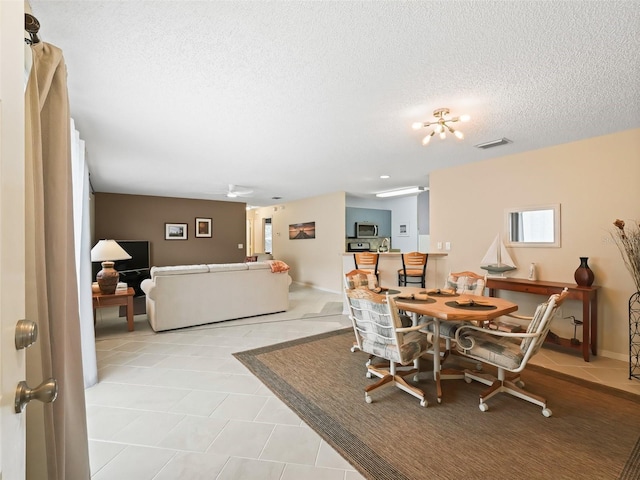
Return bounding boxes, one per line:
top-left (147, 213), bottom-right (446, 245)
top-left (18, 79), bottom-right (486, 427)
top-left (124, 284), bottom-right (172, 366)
top-left (375, 186), bottom-right (428, 198)
top-left (271, 196), bottom-right (282, 200)
top-left (380, 175), bottom-right (390, 179)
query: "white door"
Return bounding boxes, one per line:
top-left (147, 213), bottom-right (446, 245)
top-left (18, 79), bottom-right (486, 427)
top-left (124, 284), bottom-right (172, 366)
top-left (0, 1), bottom-right (28, 477)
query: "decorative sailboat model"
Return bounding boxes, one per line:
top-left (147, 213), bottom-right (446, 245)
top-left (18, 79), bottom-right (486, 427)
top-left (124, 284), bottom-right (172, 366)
top-left (480, 235), bottom-right (517, 277)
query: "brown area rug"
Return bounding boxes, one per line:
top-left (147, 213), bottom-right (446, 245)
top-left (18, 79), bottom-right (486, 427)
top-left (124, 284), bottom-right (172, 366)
top-left (234, 328), bottom-right (640, 480)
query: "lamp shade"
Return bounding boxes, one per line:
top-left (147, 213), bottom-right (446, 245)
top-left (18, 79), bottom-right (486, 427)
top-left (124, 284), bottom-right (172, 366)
top-left (91, 240), bottom-right (131, 262)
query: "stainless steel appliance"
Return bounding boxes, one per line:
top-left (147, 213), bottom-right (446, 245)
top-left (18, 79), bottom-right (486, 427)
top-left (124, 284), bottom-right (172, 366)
top-left (347, 242), bottom-right (371, 252)
top-left (355, 222), bottom-right (378, 238)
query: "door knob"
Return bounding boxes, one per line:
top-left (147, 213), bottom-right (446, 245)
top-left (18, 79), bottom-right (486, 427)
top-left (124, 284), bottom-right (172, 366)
top-left (15, 378), bottom-right (58, 413)
top-left (15, 319), bottom-right (38, 349)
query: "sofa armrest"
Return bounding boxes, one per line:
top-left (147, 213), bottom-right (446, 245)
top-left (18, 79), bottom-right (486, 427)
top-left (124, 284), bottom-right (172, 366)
top-left (140, 278), bottom-right (155, 299)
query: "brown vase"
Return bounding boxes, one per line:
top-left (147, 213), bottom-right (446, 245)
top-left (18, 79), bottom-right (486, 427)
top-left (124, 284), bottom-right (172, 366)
top-left (574, 257), bottom-right (594, 287)
top-left (96, 261), bottom-right (119, 294)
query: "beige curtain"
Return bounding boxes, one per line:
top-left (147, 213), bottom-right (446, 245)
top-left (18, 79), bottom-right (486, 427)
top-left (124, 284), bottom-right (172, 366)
top-left (25, 41), bottom-right (90, 480)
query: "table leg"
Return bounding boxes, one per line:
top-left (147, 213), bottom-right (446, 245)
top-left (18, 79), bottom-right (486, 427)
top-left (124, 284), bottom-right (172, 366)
top-left (432, 317), bottom-right (442, 403)
top-left (126, 295), bottom-right (134, 332)
top-left (582, 296), bottom-right (590, 362)
top-left (590, 294), bottom-right (597, 357)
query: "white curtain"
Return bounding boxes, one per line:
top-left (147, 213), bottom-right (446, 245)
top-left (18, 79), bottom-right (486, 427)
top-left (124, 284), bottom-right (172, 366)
top-left (70, 118), bottom-right (97, 387)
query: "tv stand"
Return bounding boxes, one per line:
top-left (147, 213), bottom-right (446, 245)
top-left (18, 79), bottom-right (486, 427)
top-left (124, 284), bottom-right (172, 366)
top-left (118, 269), bottom-right (150, 297)
top-left (486, 277), bottom-right (599, 362)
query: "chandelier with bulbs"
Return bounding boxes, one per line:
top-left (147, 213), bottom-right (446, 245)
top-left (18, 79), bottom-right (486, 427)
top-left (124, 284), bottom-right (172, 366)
top-left (412, 108), bottom-right (470, 146)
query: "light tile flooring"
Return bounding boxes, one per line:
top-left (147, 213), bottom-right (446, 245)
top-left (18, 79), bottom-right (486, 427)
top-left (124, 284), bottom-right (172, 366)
top-left (89, 284), bottom-right (640, 479)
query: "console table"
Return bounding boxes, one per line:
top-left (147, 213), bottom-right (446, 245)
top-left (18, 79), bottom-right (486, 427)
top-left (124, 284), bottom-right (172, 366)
top-left (92, 287), bottom-right (136, 332)
top-left (486, 278), bottom-right (599, 362)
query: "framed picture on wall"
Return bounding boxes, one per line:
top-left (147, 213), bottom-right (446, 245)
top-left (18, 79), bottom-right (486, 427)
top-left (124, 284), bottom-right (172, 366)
top-left (398, 221), bottom-right (410, 237)
top-left (165, 223), bottom-right (188, 240)
top-left (195, 217), bottom-right (212, 238)
top-left (289, 221), bottom-right (316, 240)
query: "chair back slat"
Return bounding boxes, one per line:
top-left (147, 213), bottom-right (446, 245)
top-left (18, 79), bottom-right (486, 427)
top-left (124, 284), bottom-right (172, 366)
top-left (345, 288), bottom-right (403, 350)
top-left (521, 289), bottom-right (569, 360)
top-left (445, 271), bottom-right (486, 296)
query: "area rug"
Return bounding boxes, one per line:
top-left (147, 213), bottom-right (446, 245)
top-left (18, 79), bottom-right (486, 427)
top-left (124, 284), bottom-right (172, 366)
top-left (234, 328), bottom-right (640, 480)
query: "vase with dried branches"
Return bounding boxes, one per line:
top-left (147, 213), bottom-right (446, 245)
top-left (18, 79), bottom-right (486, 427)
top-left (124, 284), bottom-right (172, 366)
top-left (612, 219), bottom-right (640, 380)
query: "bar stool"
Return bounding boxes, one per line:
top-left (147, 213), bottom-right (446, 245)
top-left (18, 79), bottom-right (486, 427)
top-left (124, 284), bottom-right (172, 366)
top-left (397, 252), bottom-right (428, 288)
top-left (353, 252), bottom-right (380, 283)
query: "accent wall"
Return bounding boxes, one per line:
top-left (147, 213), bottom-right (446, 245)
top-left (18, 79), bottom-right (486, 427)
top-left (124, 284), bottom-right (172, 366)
top-left (94, 193), bottom-right (247, 267)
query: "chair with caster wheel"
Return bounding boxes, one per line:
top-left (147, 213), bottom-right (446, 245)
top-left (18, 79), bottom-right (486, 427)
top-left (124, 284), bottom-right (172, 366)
top-left (421, 271), bottom-right (487, 365)
top-left (454, 288), bottom-right (569, 417)
top-left (345, 287), bottom-right (433, 407)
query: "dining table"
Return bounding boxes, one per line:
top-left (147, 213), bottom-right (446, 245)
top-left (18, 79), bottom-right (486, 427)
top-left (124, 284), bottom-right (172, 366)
top-left (389, 286), bottom-right (519, 404)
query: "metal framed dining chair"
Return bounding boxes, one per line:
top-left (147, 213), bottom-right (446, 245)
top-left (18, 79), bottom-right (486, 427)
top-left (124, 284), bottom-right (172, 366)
top-left (455, 289), bottom-right (569, 416)
top-left (422, 271), bottom-right (488, 363)
top-left (345, 287), bottom-right (432, 407)
top-left (397, 252), bottom-right (428, 288)
top-left (353, 252), bottom-right (380, 283)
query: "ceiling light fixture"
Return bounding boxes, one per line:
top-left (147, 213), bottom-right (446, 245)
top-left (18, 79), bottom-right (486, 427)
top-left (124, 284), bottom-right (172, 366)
top-left (412, 107), bottom-right (470, 145)
top-left (376, 186), bottom-right (428, 198)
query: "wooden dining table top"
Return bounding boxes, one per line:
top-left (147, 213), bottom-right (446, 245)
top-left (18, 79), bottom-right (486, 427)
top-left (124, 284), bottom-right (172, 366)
top-left (390, 286), bottom-right (519, 322)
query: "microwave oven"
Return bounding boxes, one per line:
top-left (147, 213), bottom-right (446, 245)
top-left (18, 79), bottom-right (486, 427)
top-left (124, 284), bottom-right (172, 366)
top-left (355, 222), bottom-right (378, 238)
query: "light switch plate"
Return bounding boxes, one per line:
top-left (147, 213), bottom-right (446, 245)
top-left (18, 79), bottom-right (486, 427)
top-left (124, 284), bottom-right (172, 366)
top-left (437, 242), bottom-right (443, 250)
top-left (445, 242), bottom-right (451, 250)
top-left (238, 244), bottom-right (243, 249)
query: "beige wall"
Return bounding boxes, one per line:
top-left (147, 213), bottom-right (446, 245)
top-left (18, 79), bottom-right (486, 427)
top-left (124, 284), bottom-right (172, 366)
top-left (94, 193), bottom-right (247, 266)
top-left (430, 128), bottom-right (640, 360)
top-left (250, 192), bottom-right (346, 292)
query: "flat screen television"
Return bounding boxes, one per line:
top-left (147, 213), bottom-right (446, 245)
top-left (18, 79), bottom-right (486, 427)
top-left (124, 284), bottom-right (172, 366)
top-left (92, 240), bottom-right (150, 277)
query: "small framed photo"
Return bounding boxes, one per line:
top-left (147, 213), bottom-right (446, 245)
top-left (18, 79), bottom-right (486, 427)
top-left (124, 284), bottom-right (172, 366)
top-left (165, 223), bottom-right (188, 240)
top-left (195, 218), bottom-right (212, 238)
top-left (398, 222), bottom-right (410, 237)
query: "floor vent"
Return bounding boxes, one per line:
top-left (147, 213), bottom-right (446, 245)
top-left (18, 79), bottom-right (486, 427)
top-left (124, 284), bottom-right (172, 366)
top-left (475, 138), bottom-right (512, 149)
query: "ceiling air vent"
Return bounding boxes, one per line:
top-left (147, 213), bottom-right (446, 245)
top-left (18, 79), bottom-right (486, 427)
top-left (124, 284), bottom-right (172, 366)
top-left (474, 138), bottom-right (512, 149)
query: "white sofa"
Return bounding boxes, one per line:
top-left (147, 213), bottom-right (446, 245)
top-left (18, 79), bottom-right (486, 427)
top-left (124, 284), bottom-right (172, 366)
top-left (140, 262), bottom-right (291, 332)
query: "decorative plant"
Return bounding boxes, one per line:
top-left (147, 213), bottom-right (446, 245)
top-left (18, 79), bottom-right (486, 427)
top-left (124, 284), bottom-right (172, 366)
top-left (612, 219), bottom-right (640, 292)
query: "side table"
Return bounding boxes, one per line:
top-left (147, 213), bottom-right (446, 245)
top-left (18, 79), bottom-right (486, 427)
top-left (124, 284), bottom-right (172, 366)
top-left (92, 287), bottom-right (136, 332)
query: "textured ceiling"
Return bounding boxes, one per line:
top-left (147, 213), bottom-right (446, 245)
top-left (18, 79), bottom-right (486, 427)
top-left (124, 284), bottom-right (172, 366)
top-left (29, 1), bottom-right (640, 206)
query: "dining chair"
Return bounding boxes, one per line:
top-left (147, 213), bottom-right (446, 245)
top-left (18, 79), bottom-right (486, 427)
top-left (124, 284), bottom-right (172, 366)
top-left (397, 252), bottom-right (428, 288)
top-left (345, 287), bottom-right (432, 407)
top-left (353, 252), bottom-right (380, 283)
top-left (455, 288), bottom-right (569, 416)
top-left (423, 271), bottom-right (488, 363)
top-left (344, 269), bottom-right (411, 362)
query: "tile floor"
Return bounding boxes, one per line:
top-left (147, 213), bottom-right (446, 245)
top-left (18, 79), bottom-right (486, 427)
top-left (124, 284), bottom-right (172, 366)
top-left (89, 284), bottom-right (640, 479)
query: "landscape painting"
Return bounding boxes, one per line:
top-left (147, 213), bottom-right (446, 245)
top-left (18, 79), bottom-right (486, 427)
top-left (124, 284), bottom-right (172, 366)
top-left (289, 222), bottom-right (316, 240)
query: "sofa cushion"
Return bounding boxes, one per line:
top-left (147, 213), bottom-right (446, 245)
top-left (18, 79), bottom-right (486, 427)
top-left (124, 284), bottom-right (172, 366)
top-left (246, 261), bottom-right (270, 270)
top-left (207, 263), bottom-right (249, 273)
top-left (151, 264), bottom-right (209, 277)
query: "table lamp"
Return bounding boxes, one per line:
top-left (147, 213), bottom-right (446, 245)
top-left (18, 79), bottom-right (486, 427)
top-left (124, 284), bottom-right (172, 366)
top-left (91, 240), bottom-right (131, 294)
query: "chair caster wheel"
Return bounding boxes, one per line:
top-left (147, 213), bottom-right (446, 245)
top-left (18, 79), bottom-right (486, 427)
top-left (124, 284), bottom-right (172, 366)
top-left (365, 394), bottom-right (372, 404)
top-left (437, 397), bottom-right (442, 404)
top-left (542, 407), bottom-right (552, 417)
top-left (350, 346), bottom-right (358, 353)
top-left (476, 363), bottom-right (483, 371)
top-left (479, 402), bottom-right (489, 412)
top-left (366, 372), bottom-right (372, 379)
top-left (464, 377), bottom-right (472, 384)
top-left (413, 374), bottom-right (420, 382)
top-left (420, 399), bottom-right (427, 407)
top-left (516, 380), bottom-right (525, 388)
